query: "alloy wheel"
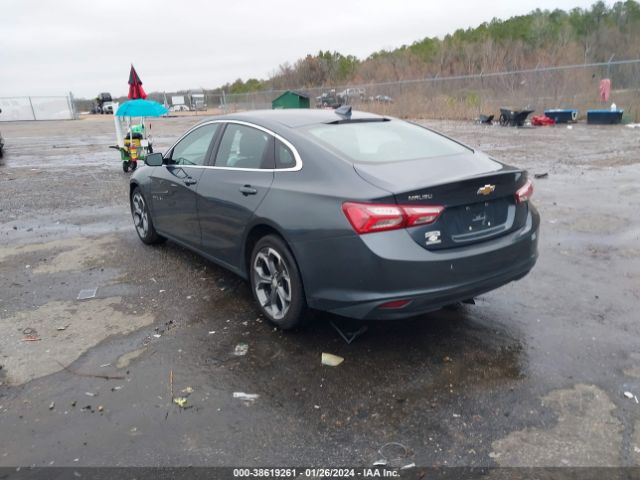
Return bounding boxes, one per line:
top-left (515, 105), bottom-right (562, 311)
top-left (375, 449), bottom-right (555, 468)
top-left (253, 247), bottom-right (292, 320)
top-left (131, 192), bottom-right (149, 239)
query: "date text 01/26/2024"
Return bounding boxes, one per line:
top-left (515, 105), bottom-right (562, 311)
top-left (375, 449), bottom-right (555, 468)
top-left (233, 468), bottom-right (401, 477)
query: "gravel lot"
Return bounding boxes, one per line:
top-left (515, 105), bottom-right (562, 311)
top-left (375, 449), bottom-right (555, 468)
top-left (0, 114), bottom-right (639, 469)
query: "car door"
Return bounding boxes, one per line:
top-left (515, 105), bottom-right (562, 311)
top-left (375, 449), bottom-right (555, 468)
top-left (197, 122), bottom-right (275, 269)
top-left (148, 122), bottom-right (220, 247)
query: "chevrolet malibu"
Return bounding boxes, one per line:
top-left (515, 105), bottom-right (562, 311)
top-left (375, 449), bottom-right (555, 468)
top-left (130, 109), bottom-right (539, 329)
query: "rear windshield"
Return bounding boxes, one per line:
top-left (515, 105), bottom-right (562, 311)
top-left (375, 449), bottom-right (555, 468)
top-left (304, 120), bottom-right (470, 163)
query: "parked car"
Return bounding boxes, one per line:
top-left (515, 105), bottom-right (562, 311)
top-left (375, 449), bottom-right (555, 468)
top-left (315, 91), bottom-right (341, 109)
top-left (374, 94), bottom-right (393, 104)
top-left (130, 109), bottom-right (539, 329)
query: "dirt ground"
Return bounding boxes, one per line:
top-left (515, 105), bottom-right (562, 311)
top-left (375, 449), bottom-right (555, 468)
top-left (0, 113), bottom-right (639, 470)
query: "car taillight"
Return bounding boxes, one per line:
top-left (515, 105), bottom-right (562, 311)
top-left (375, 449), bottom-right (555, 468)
top-left (342, 202), bottom-right (444, 234)
top-left (515, 179), bottom-right (534, 203)
top-left (403, 206), bottom-right (445, 227)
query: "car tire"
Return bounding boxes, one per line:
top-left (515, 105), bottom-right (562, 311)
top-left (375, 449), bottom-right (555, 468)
top-left (250, 235), bottom-right (307, 330)
top-left (130, 188), bottom-right (165, 245)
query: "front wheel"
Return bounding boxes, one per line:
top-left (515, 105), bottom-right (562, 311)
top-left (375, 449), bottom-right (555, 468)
top-left (130, 188), bottom-right (165, 244)
top-left (250, 235), bottom-right (307, 330)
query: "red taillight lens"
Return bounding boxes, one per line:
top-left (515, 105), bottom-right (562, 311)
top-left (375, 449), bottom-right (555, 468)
top-left (403, 206), bottom-right (445, 227)
top-left (379, 299), bottom-right (412, 309)
top-left (342, 203), bottom-right (405, 234)
top-left (342, 202), bottom-right (444, 234)
top-left (515, 179), bottom-right (534, 203)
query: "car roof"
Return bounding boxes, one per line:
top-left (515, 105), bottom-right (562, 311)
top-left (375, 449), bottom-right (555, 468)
top-left (198, 109), bottom-right (388, 129)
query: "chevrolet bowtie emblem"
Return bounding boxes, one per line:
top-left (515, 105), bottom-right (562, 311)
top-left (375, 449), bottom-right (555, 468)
top-left (477, 184), bottom-right (496, 196)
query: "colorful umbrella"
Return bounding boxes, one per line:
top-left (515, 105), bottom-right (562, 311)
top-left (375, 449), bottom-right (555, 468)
top-left (115, 99), bottom-right (168, 117)
top-left (128, 65), bottom-right (147, 100)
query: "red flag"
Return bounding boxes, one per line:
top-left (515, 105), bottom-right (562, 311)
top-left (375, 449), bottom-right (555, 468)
top-left (599, 79), bottom-right (611, 102)
top-left (128, 65), bottom-right (147, 99)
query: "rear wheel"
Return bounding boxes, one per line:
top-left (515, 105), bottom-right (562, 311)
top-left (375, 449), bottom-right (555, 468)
top-left (250, 235), bottom-right (307, 330)
top-left (122, 161), bottom-right (131, 173)
top-left (130, 188), bottom-right (164, 244)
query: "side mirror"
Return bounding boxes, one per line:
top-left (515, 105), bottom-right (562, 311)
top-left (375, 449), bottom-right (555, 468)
top-left (145, 152), bottom-right (164, 167)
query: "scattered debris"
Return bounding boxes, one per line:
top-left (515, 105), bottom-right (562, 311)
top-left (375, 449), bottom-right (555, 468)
top-left (85, 392), bottom-right (96, 397)
top-left (49, 401), bottom-right (55, 410)
top-left (153, 334), bottom-right (161, 338)
top-left (534, 172), bottom-right (549, 179)
top-left (22, 327), bottom-right (36, 335)
top-left (452, 413), bottom-right (461, 418)
top-left (97, 405), bottom-right (104, 412)
top-left (77, 288), bottom-right (98, 300)
top-left (111, 386), bottom-right (123, 392)
top-left (234, 343), bottom-right (249, 356)
top-left (100, 363), bottom-right (111, 368)
top-left (22, 336), bottom-right (41, 342)
top-left (330, 320), bottom-right (368, 344)
top-left (321, 352), bottom-right (344, 367)
top-left (477, 114), bottom-right (494, 125)
top-left (443, 356), bottom-right (452, 363)
top-left (624, 391), bottom-right (634, 399)
top-left (489, 452), bottom-right (501, 459)
top-left (208, 331), bottom-right (216, 335)
top-left (233, 392), bottom-right (259, 403)
top-left (56, 325), bottom-right (68, 331)
top-left (173, 397), bottom-right (188, 408)
top-left (375, 442), bottom-right (414, 469)
top-left (181, 387), bottom-right (194, 395)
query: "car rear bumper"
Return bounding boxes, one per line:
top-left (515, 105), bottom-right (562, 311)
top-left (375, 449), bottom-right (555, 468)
top-left (292, 206), bottom-right (539, 320)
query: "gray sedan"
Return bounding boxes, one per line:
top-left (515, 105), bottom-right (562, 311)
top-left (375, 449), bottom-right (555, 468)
top-left (130, 109), bottom-right (539, 329)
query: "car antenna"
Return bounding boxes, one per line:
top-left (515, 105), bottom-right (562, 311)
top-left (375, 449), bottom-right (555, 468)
top-left (335, 105), bottom-right (352, 120)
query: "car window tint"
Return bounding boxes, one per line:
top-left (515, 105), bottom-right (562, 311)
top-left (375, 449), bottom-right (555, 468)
top-left (275, 140), bottom-right (296, 169)
top-left (170, 123), bottom-right (219, 166)
top-left (304, 120), bottom-right (470, 163)
top-left (215, 124), bottom-right (270, 169)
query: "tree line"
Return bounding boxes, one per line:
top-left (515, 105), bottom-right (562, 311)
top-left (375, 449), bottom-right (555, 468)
top-left (212, 0), bottom-right (640, 94)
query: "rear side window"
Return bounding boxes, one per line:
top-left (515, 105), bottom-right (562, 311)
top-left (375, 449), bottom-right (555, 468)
top-left (304, 120), bottom-right (470, 163)
top-left (215, 124), bottom-right (271, 169)
top-left (275, 140), bottom-right (296, 169)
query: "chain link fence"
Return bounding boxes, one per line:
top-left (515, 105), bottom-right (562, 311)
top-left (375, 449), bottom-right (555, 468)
top-left (0, 94), bottom-right (77, 121)
top-left (152, 59), bottom-right (640, 122)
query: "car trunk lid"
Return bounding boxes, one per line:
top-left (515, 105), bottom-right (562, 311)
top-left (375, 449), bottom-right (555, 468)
top-left (353, 153), bottom-right (529, 249)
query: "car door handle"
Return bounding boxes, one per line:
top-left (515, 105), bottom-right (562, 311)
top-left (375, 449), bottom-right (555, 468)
top-left (183, 177), bottom-right (198, 186)
top-left (239, 185), bottom-right (258, 196)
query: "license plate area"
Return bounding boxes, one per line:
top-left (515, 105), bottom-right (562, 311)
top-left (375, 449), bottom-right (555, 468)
top-left (447, 198), bottom-right (512, 243)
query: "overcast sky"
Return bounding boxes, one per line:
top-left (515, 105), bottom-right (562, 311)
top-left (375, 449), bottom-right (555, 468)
top-left (1, 0), bottom-right (601, 99)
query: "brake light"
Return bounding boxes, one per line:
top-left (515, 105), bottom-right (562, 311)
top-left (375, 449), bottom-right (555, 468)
top-left (515, 179), bottom-right (533, 203)
top-left (342, 202), bottom-right (444, 234)
top-left (403, 206), bottom-right (445, 227)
